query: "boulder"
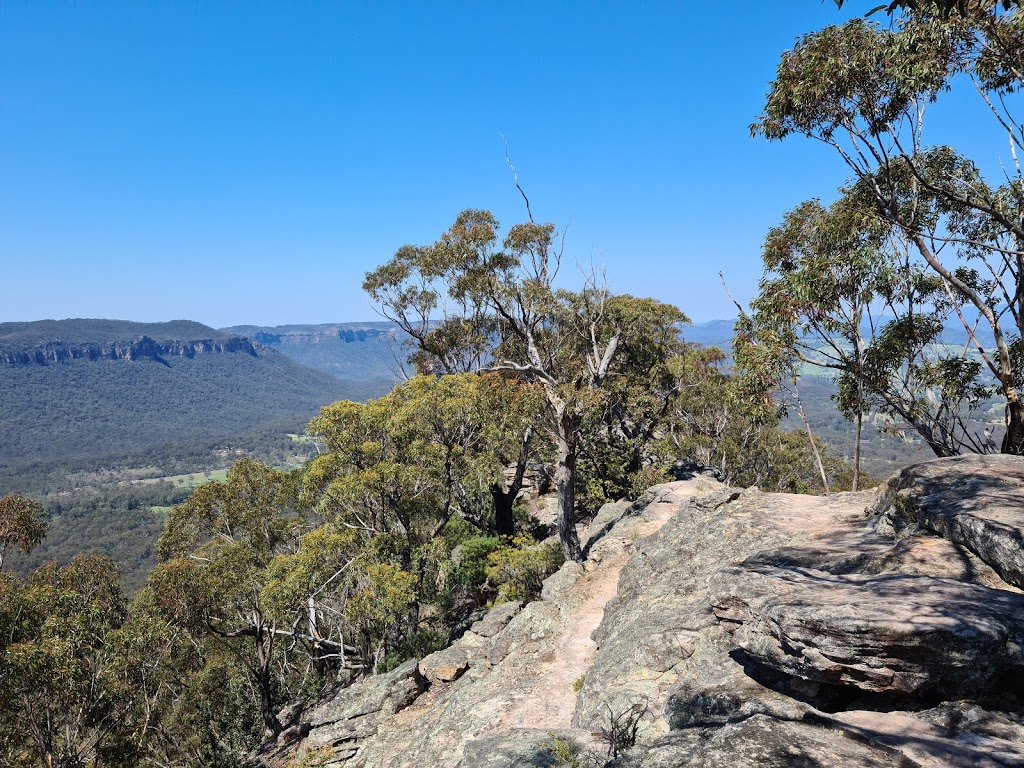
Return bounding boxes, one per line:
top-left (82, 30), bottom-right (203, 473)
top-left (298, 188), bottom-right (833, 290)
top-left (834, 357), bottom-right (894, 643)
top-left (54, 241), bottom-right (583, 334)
top-left (583, 499), bottom-right (633, 553)
top-left (468, 600), bottom-right (523, 638)
top-left (871, 454), bottom-right (1024, 589)
top-left (256, 661), bottom-right (427, 766)
top-left (609, 715), bottom-right (907, 767)
top-left (712, 564), bottom-right (1024, 697)
top-left (305, 660), bottom-right (426, 735)
top-left (462, 729), bottom-right (596, 768)
top-left (419, 647), bottom-right (470, 684)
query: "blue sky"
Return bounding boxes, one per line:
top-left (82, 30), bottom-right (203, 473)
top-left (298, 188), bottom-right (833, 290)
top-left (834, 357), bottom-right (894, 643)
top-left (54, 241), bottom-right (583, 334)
top-left (0, 2), bottom-right (1007, 328)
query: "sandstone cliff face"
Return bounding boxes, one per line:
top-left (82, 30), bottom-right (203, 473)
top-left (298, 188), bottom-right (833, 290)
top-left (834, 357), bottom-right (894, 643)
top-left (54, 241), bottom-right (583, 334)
top-left (0, 335), bottom-right (258, 366)
top-left (256, 457), bottom-right (1024, 767)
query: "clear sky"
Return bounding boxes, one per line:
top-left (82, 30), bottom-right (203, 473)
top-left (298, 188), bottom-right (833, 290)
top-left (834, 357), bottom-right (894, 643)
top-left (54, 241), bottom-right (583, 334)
top-left (0, 1), bottom-right (1006, 328)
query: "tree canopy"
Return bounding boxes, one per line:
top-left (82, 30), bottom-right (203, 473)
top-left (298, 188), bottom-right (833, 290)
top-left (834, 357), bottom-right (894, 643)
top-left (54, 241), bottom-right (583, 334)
top-left (751, 1), bottom-right (1024, 455)
top-left (365, 209), bottom-right (691, 561)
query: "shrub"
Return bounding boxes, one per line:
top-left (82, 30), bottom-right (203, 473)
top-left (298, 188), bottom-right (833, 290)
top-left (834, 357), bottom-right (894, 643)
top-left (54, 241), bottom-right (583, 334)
top-left (595, 700), bottom-right (649, 759)
top-left (486, 535), bottom-right (563, 602)
top-left (451, 536), bottom-right (501, 589)
top-left (626, 466), bottom-right (670, 500)
top-left (542, 735), bottom-right (588, 768)
top-left (379, 629), bottom-right (446, 672)
top-left (287, 746), bottom-right (335, 768)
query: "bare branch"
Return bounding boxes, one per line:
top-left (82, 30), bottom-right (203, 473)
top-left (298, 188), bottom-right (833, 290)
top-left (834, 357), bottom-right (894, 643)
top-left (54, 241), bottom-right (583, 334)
top-left (500, 133), bottom-right (534, 223)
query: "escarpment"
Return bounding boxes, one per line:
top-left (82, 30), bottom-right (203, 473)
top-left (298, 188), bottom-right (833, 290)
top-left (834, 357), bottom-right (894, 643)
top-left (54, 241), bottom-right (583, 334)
top-left (0, 335), bottom-right (258, 366)
top-left (254, 456), bottom-right (1024, 767)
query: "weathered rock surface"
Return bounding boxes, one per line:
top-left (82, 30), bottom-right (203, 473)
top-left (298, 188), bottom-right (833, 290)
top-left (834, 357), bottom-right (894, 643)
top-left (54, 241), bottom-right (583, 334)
top-left (261, 661), bottom-right (426, 764)
top-left (713, 565), bottom-right (1024, 697)
top-left (609, 715), bottom-right (911, 767)
top-left (418, 647), bottom-right (470, 684)
top-left (872, 454), bottom-right (1024, 589)
top-left (253, 457), bottom-right (1024, 767)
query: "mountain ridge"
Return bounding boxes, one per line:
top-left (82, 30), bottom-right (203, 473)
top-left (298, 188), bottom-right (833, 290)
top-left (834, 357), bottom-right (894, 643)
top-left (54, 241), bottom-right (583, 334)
top-left (0, 318), bottom-right (232, 347)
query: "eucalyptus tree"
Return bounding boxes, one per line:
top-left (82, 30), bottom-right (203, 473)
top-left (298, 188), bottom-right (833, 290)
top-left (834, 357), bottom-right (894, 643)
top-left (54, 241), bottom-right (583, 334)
top-left (574, 295), bottom-right (691, 505)
top-left (0, 493), bottom-right (46, 571)
top-left (754, 5), bottom-right (1024, 452)
top-left (305, 373), bottom-right (540, 539)
top-left (365, 209), bottom-right (660, 561)
top-left (150, 455), bottom-right (424, 748)
top-left (364, 215), bottom-right (546, 536)
top-left (749, 197), bottom-right (887, 487)
top-left (747, 191), bottom-right (996, 461)
top-left (0, 555), bottom-right (134, 768)
top-left (264, 374), bottom-right (538, 680)
top-left (836, 0), bottom-right (1020, 16)
top-left (152, 459), bottom-right (312, 738)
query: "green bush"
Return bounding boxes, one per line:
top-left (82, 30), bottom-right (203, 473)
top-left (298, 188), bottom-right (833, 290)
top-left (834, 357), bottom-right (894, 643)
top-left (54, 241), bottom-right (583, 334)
top-left (627, 466), bottom-right (670, 500)
top-left (540, 734), bottom-right (602, 768)
top-left (380, 629), bottom-right (447, 671)
top-left (486, 536), bottom-right (564, 602)
top-left (452, 536), bottom-right (500, 588)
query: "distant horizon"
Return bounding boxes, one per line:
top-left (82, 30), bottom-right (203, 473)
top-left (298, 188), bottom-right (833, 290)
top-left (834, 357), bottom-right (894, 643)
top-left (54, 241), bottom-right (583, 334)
top-left (1, 315), bottom-right (739, 329)
top-left (1, 3), bottom-right (861, 327)
top-left (3, 4), bottom-right (1007, 327)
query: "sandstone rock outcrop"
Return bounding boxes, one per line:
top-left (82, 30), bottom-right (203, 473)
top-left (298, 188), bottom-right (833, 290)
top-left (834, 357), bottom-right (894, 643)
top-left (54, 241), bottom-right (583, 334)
top-left (871, 454), bottom-right (1024, 588)
top-left (0, 335), bottom-right (258, 366)
top-left (253, 456), bottom-right (1024, 767)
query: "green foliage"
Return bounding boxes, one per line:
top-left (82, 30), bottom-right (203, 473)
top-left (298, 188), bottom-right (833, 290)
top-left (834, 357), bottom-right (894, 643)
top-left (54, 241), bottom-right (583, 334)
top-left (0, 319), bottom-right (388, 593)
top-left (0, 555), bottom-right (137, 768)
top-left (365, 209), bottom-right (694, 561)
top-left (287, 746), bottom-right (337, 768)
top-left (754, 4), bottom-right (1024, 453)
top-left (149, 460), bottom-right (314, 739)
top-left (541, 734), bottom-right (593, 768)
top-left (452, 536), bottom-right (501, 588)
top-left (0, 493), bottom-right (46, 570)
top-left (486, 536), bottom-right (564, 602)
top-left (0, 343), bottom-right (361, 469)
top-left (345, 563), bottom-right (417, 649)
top-left (380, 629), bottom-right (447, 672)
top-left (306, 373), bottom-right (541, 540)
top-left (168, 653), bottom-right (266, 767)
top-left (626, 467), bottom-right (671, 502)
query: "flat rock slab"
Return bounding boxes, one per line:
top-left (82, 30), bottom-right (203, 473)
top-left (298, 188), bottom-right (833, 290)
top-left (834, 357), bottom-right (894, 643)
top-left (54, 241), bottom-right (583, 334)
top-left (609, 714), bottom-right (906, 767)
top-left (827, 708), bottom-right (1024, 768)
top-left (462, 728), bottom-right (597, 768)
top-left (712, 563), bottom-right (1024, 696)
top-left (872, 454), bottom-right (1024, 589)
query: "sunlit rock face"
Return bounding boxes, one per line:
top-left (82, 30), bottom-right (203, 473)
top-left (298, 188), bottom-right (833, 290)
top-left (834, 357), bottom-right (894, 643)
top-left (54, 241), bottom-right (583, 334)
top-left (253, 457), bottom-right (1024, 768)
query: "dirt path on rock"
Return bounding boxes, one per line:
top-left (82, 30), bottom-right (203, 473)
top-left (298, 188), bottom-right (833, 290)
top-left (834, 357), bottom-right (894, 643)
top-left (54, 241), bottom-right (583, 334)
top-left (360, 479), bottom-right (725, 767)
top-left (502, 480), bottom-right (716, 732)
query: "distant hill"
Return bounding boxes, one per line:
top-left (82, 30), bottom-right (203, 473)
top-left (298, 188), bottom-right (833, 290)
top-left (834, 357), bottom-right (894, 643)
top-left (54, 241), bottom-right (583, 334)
top-left (0, 318), bottom-right (231, 347)
top-left (220, 321), bottom-right (404, 387)
top-left (685, 319), bottom-right (736, 350)
top-left (0, 319), bottom-right (380, 471)
top-left (226, 319), bottom-right (740, 382)
top-left (0, 318), bottom-right (395, 589)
